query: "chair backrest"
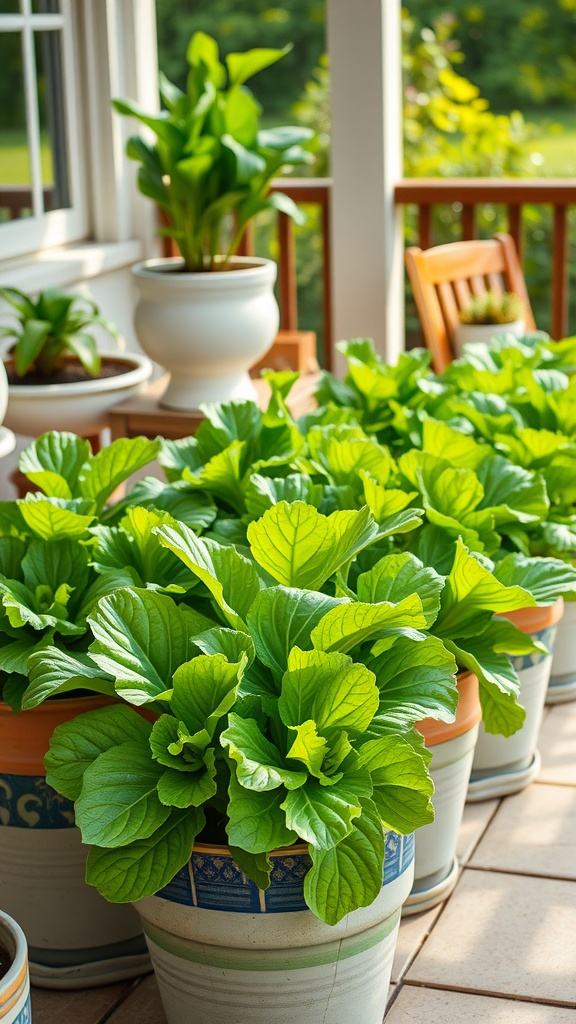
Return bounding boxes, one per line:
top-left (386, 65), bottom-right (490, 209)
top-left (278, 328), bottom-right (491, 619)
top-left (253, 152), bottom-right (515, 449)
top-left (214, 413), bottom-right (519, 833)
top-left (405, 233), bottom-right (536, 372)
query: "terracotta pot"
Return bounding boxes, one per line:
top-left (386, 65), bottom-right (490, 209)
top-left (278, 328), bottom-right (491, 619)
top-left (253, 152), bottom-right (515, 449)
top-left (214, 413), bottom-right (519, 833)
top-left (0, 695), bottom-right (149, 989)
top-left (135, 834), bottom-right (415, 1024)
top-left (0, 910), bottom-right (29, 1024)
top-left (468, 599), bottom-right (564, 801)
top-left (403, 671), bottom-right (481, 915)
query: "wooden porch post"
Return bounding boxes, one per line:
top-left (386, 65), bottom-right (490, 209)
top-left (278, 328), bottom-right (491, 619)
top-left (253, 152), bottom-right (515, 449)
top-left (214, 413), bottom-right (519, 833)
top-left (326, 0), bottom-right (404, 372)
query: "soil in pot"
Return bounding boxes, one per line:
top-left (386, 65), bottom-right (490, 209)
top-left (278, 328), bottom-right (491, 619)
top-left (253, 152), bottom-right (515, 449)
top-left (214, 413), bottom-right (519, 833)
top-left (0, 946), bottom-right (10, 981)
top-left (6, 359), bottom-right (131, 387)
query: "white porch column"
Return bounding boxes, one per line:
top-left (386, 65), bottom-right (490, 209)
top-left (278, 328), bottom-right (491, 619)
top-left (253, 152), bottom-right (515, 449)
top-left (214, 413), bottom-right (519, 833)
top-left (326, 0), bottom-right (404, 371)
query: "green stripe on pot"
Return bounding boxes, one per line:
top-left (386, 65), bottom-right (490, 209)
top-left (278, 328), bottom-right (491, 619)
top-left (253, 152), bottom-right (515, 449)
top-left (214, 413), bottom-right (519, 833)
top-left (142, 909), bottom-right (401, 973)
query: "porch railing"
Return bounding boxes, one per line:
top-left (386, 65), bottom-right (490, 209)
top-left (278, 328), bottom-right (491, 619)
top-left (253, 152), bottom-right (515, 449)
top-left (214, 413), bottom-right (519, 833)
top-left (162, 176), bottom-right (576, 367)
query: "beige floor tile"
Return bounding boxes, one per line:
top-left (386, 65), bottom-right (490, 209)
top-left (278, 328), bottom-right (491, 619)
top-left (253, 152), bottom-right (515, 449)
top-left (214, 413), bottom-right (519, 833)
top-left (470, 783), bottom-right (576, 879)
top-left (391, 906), bottom-right (442, 982)
top-left (406, 869), bottom-right (576, 1003)
top-left (457, 799), bottom-right (499, 864)
top-left (107, 975), bottom-right (166, 1023)
top-left (385, 986), bottom-right (576, 1022)
top-left (539, 703), bottom-right (576, 785)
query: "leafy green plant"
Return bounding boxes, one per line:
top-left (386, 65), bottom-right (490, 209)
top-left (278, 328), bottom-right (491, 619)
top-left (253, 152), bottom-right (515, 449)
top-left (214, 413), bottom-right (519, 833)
top-left (458, 291), bottom-right (525, 326)
top-left (113, 31), bottom-right (314, 272)
top-left (0, 432), bottom-right (160, 710)
top-left (43, 507), bottom-right (462, 924)
top-left (0, 288), bottom-right (123, 379)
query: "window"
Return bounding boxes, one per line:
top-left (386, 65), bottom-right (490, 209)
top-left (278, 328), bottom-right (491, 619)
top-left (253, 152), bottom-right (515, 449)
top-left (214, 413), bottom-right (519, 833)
top-left (0, 0), bottom-right (87, 261)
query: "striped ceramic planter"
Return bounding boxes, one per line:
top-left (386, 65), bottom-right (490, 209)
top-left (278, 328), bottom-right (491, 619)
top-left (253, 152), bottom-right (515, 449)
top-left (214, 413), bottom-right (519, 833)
top-left (0, 696), bottom-right (148, 989)
top-left (548, 598), bottom-right (576, 704)
top-left (468, 600), bottom-right (563, 801)
top-left (404, 671), bottom-right (480, 914)
top-left (135, 832), bottom-right (415, 1024)
top-left (0, 910), bottom-right (30, 1024)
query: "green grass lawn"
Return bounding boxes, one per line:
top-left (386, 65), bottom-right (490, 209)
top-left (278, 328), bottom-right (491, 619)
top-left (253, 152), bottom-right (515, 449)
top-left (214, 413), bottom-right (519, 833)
top-left (0, 130), bottom-right (53, 186)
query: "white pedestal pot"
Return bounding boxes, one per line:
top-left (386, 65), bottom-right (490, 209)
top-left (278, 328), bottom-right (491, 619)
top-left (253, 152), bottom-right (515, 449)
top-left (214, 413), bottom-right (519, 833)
top-left (0, 697), bottom-right (149, 989)
top-left (453, 320), bottom-right (525, 358)
top-left (0, 910), bottom-right (30, 1024)
top-left (548, 598), bottom-right (576, 704)
top-left (403, 672), bottom-right (481, 916)
top-left (132, 256), bottom-right (280, 411)
top-left (468, 600), bottom-right (564, 802)
top-left (135, 833), bottom-right (415, 1024)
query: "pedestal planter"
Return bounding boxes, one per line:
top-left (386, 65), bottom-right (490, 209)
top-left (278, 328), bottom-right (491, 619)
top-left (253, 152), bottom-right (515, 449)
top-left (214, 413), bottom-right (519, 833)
top-left (468, 600), bottom-right (563, 802)
top-left (547, 599), bottom-right (576, 704)
top-left (135, 833), bottom-right (414, 1024)
top-left (3, 352), bottom-right (153, 437)
top-left (0, 696), bottom-right (149, 989)
top-left (0, 910), bottom-right (30, 1024)
top-left (453, 320), bottom-right (525, 357)
top-left (403, 672), bottom-right (481, 916)
top-left (132, 256), bottom-right (280, 411)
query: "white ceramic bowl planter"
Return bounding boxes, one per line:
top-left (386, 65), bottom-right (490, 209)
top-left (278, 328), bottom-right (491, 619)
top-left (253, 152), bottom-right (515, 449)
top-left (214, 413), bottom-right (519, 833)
top-left (548, 599), bottom-right (576, 704)
top-left (3, 352), bottom-right (153, 437)
top-left (135, 834), bottom-right (415, 1024)
top-left (0, 910), bottom-right (30, 1024)
top-left (132, 256), bottom-right (280, 411)
top-left (403, 672), bottom-right (481, 915)
top-left (0, 697), bottom-right (149, 989)
top-left (453, 320), bottom-right (525, 358)
top-left (468, 600), bottom-right (564, 801)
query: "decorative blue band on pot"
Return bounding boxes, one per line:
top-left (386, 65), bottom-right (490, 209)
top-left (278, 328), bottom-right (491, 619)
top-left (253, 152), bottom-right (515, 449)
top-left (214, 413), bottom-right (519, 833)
top-left (510, 624), bottom-right (558, 673)
top-left (0, 773), bottom-right (75, 829)
top-left (157, 832), bottom-right (413, 914)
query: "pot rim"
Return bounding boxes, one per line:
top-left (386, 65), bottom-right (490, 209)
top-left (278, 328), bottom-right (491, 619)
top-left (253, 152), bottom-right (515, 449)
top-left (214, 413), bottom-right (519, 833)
top-left (0, 910), bottom-right (28, 1006)
top-left (417, 670), bottom-right (481, 746)
top-left (4, 351), bottom-right (153, 398)
top-left (133, 254), bottom-right (276, 278)
top-left (0, 693), bottom-right (112, 717)
top-left (502, 597), bottom-right (564, 634)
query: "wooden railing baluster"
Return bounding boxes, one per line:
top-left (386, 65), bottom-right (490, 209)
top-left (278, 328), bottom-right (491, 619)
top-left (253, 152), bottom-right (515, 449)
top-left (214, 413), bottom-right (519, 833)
top-left (418, 205), bottom-right (432, 249)
top-left (462, 205), bottom-right (475, 240)
top-left (552, 205), bottom-right (569, 339)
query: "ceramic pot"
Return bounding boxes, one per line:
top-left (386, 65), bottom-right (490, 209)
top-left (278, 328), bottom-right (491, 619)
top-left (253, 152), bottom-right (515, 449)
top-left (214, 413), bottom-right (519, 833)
top-left (0, 696), bottom-right (149, 989)
top-left (3, 352), bottom-right (153, 437)
top-left (468, 600), bottom-right (563, 801)
top-left (0, 910), bottom-right (30, 1024)
top-left (132, 256), bottom-right (279, 410)
top-left (135, 833), bottom-right (415, 1024)
top-left (453, 320), bottom-right (525, 357)
top-left (548, 598), bottom-right (576, 703)
top-left (403, 672), bottom-right (481, 915)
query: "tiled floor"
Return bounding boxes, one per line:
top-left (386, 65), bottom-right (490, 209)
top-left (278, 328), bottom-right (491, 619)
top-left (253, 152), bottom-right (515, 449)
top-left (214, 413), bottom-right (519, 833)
top-left (31, 702), bottom-right (576, 1024)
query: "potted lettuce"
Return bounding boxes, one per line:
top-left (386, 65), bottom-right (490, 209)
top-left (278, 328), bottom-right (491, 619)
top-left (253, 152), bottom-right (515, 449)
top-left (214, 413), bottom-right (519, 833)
top-left (43, 505), bottom-right (459, 1024)
top-left (0, 431), bottom-right (160, 986)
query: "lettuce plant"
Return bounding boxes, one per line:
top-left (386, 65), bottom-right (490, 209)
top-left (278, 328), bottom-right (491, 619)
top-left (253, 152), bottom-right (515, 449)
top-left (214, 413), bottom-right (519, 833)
top-left (43, 506), bottom-right (462, 925)
top-left (0, 432), bottom-right (160, 710)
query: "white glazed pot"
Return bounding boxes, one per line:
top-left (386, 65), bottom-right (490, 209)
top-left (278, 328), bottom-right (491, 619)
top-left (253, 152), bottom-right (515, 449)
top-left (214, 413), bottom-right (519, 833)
top-left (468, 601), bottom-right (563, 801)
top-left (404, 672), bottom-right (481, 915)
top-left (0, 696), bottom-right (149, 989)
top-left (0, 910), bottom-right (30, 1024)
top-left (3, 352), bottom-right (153, 437)
top-left (548, 598), bottom-right (576, 703)
top-left (135, 834), bottom-right (415, 1024)
top-left (453, 319), bottom-right (525, 358)
top-left (132, 256), bottom-right (280, 410)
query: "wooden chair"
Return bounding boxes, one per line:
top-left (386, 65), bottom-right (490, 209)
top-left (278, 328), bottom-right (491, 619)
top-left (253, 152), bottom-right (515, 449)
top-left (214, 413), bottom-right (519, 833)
top-left (405, 233), bottom-right (536, 372)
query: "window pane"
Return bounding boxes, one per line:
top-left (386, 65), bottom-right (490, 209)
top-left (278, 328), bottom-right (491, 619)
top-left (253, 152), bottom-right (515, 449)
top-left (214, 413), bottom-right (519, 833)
top-left (34, 29), bottom-right (70, 211)
top-left (0, 2), bottom-right (21, 13)
top-left (31, 0), bottom-right (60, 12)
top-left (0, 32), bottom-right (33, 223)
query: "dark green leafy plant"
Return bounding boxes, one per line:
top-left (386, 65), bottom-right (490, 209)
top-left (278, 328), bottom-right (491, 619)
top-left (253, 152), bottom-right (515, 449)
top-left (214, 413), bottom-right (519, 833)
top-left (0, 288), bottom-right (123, 379)
top-left (113, 31), bottom-right (314, 271)
top-left (458, 291), bottom-right (525, 326)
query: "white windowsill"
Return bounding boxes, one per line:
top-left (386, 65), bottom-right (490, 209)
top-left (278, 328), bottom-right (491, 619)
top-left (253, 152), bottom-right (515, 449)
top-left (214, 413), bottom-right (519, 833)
top-left (0, 239), bottom-right (144, 292)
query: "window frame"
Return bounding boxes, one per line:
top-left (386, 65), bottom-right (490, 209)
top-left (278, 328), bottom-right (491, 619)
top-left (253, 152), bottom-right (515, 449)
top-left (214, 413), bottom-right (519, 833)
top-left (0, 0), bottom-right (89, 261)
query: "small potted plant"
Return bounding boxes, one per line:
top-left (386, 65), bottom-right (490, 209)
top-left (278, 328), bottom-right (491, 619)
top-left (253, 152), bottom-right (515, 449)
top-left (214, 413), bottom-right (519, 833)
top-left (113, 31), bottom-right (313, 411)
top-left (454, 290), bottom-right (526, 355)
top-left (0, 909), bottom-right (30, 1024)
top-left (0, 286), bottom-right (152, 437)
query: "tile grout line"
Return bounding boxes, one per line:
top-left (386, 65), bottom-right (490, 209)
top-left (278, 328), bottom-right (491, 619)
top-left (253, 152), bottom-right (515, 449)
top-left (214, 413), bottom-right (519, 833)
top-left (464, 863), bottom-right (576, 884)
top-left (401, 978), bottom-right (576, 1010)
top-left (96, 977), bottom-right (147, 1024)
top-left (459, 796), bottom-right (503, 867)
